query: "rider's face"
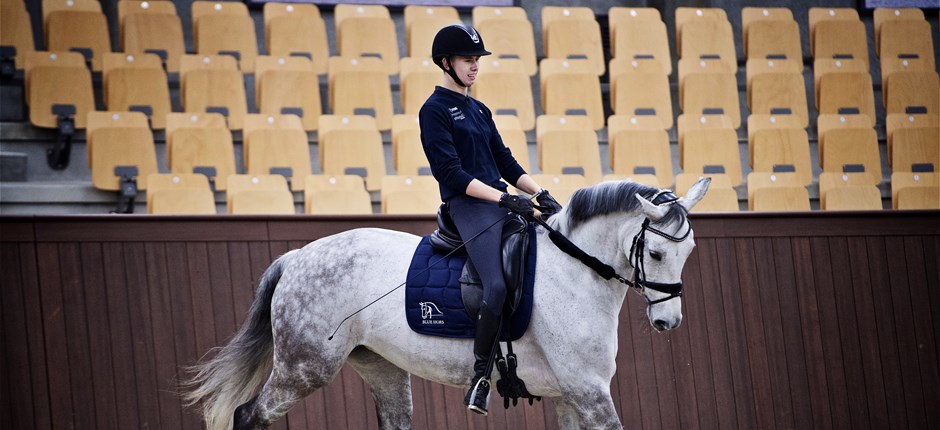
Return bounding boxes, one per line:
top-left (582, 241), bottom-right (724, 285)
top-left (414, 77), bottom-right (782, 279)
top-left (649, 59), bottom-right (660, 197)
top-left (445, 55), bottom-right (480, 86)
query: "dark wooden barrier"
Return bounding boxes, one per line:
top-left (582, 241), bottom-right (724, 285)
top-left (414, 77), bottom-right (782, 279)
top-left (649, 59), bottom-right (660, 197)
top-left (1, 212), bottom-right (938, 429)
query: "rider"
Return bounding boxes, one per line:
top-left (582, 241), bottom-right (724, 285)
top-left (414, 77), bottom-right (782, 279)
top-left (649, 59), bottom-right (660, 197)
top-left (419, 24), bottom-right (562, 415)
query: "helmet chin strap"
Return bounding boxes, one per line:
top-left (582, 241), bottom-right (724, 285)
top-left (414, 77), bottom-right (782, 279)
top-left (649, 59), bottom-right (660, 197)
top-left (443, 57), bottom-right (469, 88)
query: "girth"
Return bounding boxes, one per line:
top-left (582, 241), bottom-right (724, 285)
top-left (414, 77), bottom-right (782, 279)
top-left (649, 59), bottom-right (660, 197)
top-left (429, 203), bottom-right (529, 317)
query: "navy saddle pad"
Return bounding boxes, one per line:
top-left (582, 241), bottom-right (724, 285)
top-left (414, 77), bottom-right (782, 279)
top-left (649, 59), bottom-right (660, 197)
top-left (405, 226), bottom-right (537, 340)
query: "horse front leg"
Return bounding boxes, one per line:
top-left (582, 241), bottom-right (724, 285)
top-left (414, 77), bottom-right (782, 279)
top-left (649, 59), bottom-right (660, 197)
top-left (558, 386), bottom-right (622, 429)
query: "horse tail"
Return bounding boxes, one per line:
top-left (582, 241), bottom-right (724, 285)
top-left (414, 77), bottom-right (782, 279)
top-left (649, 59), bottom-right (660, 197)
top-left (183, 249), bottom-right (296, 430)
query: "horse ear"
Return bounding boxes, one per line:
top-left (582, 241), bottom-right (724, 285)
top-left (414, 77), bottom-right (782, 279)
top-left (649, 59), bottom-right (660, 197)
top-left (635, 193), bottom-right (670, 221)
top-left (678, 177), bottom-right (711, 212)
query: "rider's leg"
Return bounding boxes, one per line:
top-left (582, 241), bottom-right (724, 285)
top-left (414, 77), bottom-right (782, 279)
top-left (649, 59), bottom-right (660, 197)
top-left (448, 195), bottom-right (509, 415)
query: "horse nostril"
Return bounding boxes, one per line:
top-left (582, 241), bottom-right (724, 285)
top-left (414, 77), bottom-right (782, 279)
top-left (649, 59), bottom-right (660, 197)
top-left (653, 319), bottom-right (668, 331)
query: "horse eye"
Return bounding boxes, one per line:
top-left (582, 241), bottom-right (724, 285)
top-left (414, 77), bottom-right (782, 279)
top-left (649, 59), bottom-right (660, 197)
top-left (649, 251), bottom-right (662, 261)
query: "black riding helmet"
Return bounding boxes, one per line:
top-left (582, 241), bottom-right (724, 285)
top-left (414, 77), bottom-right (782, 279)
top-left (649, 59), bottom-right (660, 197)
top-left (431, 24), bottom-right (491, 87)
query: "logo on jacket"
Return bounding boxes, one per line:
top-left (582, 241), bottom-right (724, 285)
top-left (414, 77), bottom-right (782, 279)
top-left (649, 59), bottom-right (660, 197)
top-left (420, 302), bottom-right (445, 324)
top-left (448, 106), bottom-right (465, 121)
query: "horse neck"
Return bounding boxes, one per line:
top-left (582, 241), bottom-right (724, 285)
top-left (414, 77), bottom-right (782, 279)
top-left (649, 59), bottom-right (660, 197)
top-left (553, 210), bottom-right (645, 273)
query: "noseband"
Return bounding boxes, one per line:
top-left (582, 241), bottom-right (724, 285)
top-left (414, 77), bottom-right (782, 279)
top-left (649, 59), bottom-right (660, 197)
top-left (535, 190), bottom-right (690, 306)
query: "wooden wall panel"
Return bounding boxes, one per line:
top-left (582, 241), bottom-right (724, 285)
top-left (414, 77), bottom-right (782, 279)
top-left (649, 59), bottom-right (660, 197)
top-left (1, 212), bottom-right (938, 429)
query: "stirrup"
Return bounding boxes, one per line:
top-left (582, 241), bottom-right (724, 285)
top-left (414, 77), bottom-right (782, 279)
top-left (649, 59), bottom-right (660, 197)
top-left (466, 377), bottom-right (491, 415)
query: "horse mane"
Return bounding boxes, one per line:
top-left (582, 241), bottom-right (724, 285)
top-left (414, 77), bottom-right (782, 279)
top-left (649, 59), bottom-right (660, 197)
top-left (561, 181), bottom-right (688, 231)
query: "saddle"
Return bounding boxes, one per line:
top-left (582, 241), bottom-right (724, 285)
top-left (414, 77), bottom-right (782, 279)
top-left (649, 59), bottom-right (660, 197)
top-left (428, 203), bottom-right (529, 318)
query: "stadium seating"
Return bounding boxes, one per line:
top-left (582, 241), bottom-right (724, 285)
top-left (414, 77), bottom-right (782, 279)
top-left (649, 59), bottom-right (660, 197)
top-left (818, 172), bottom-right (882, 210)
top-left (609, 58), bottom-right (673, 129)
top-left (891, 172), bottom-right (938, 209)
top-left (304, 175), bottom-right (373, 215)
top-left (45, 2), bottom-right (110, 71)
top-left (541, 6), bottom-right (604, 75)
top-left (226, 174), bottom-right (291, 213)
top-left (474, 9), bottom-right (538, 76)
top-left (609, 128), bottom-right (673, 187)
top-left (529, 174), bottom-right (587, 205)
top-left (381, 175), bottom-right (440, 214)
top-left (146, 173), bottom-right (216, 215)
top-left (539, 58), bottom-right (604, 129)
top-left (400, 57), bottom-right (441, 115)
top-left (319, 127), bottom-right (386, 192)
top-left (102, 53), bottom-right (171, 129)
top-left (255, 55), bottom-right (321, 130)
top-left (191, 1), bottom-right (257, 72)
top-left (608, 7), bottom-right (672, 75)
top-left (682, 128), bottom-right (743, 186)
top-left (264, 2), bottom-right (329, 75)
top-left (747, 172), bottom-right (808, 211)
top-left (1, 0), bottom-right (34, 70)
top-left (180, 54), bottom-right (247, 129)
top-left (335, 4), bottom-right (398, 75)
top-left (119, 0), bottom-right (184, 73)
top-left (539, 129), bottom-right (602, 183)
top-left (25, 51), bottom-right (95, 129)
top-left (473, 58), bottom-right (536, 130)
top-left (328, 56), bottom-right (394, 130)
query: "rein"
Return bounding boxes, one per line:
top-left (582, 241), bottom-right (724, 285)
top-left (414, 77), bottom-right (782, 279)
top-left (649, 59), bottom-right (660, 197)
top-left (533, 193), bottom-right (690, 305)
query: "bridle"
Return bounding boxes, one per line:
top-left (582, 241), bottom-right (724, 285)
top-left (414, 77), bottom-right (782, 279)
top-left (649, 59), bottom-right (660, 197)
top-left (535, 190), bottom-right (691, 306)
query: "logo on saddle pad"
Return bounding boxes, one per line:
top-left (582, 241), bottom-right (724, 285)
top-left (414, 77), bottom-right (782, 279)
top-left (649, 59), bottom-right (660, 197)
top-left (419, 302), bottom-right (445, 324)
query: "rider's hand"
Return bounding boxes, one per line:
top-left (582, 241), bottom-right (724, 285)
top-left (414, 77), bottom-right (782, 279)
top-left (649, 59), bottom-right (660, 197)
top-left (499, 193), bottom-right (535, 220)
top-left (534, 189), bottom-right (562, 216)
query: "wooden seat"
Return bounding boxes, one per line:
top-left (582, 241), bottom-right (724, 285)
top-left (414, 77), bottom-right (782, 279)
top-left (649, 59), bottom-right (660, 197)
top-left (191, 1), bottom-right (256, 72)
top-left (879, 20), bottom-right (935, 70)
top-left (90, 127), bottom-right (159, 191)
top-left (255, 55), bottom-right (321, 131)
top-left (529, 174), bottom-right (587, 204)
top-left (751, 128), bottom-right (812, 185)
top-left (679, 19), bottom-right (736, 70)
top-left (102, 53), bottom-right (171, 129)
top-left (540, 129), bottom-right (602, 183)
top-left (119, 0), bottom-right (184, 73)
top-left (320, 129), bottom-right (386, 191)
top-left (145, 173), bottom-right (213, 210)
top-left (747, 113), bottom-right (805, 153)
top-left (891, 127), bottom-right (940, 172)
top-left (230, 189), bottom-right (295, 214)
top-left (875, 8), bottom-right (928, 56)
top-left (819, 128), bottom-right (882, 185)
top-left (816, 112), bottom-right (873, 143)
top-left (682, 128), bottom-right (742, 186)
top-left (86, 111), bottom-right (150, 171)
top-left (318, 114), bottom-right (378, 136)
top-left (896, 186), bottom-right (940, 210)
top-left (690, 187), bottom-right (741, 212)
top-left (304, 175), bottom-right (373, 214)
top-left (336, 12), bottom-right (399, 75)
top-left (380, 175), bottom-right (440, 214)
top-left (675, 7), bottom-right (728, 56)
top-left (404, 5), bottom-right (459, 33)
top-left (1, 0), bottom-right (34, 70)
top-left (225, 174), bottom-right (290, 213)
top-left (818, 172), bottom-right (882, 210)
top-left (886, 113), bottom-right (939, 161)
top-left (817, 72), bottom-right (876, 128)
top-left (472, 58), bottom-right (536, 130)
top-left (812, 57), bottom-right (869, 108)
top-left (400, 58), bottom-right (440, 115)
top-left (746, 57), bottom-right (803, 103)
top-left (609, 58), bottom-right (672, 129)
top-left (497, 125), bottom-right (531, 172)
top-left (748, 72), bottom-right (809, 128)
top-left (168, 127), bottom-right (236, 191)
top-left (242, 113), bottom-right (306, 166)
top-left (180, 54), bottom-right (247, 129)
top-left (678, 56), bottom-right (735, 104)
top-left (741, 7), bottom-right (794, 51)
top-left (891, 172), bottom-right (938, 208)
top-left (681, 72), bottom-right (741, 128)
top-left (745, 19), bottom-right (801, 62)
top-left (880, 55), bottom-right (934, 100)
top-left (149, 188), bottom-right (217, 214)
top-left (473, 6), bottom-right (529, 25)
top-left (746, 172), bottom-right (807, 211)
top-left (609, 129), bottom-right (673, 187)
top-left (165, 112), bottom-right (228, 161)
top-left (24, 51), bottom-right (95, 129)
top-left (677, 113), bottom-right (735, 167)
top-left (475, 18), bottom-right (538, 76)
top-left (264, 3), bottom-right (328, 75)
top-left (813, 19), bottom-right (868, 63)
top-left (407, 16), bottom-right (461, 59)
top-left (536, 114), bottom-right (593, 164)
top-left (45, 8), bottom-right (110, 72)
top-left (539, 59), bottom-right (604, 129)
top-left (884, 71), bottom-right (940, 116)
top-left (543, 16), bottom-right (605, 76)
top-left (328, 56), bottom-right (394, 130)
top-left (608, 7), bottom-right (671, 75)
top-left (243, 128), bottom-right (311, 191)
top-left (393, 128), bottom-right (431, 176)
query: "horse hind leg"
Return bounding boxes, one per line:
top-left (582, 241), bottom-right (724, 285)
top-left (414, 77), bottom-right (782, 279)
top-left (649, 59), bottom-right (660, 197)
top-left (347, 346), bottom-right (414, 430)
top-left (233, 354), bottom-right (346, 430)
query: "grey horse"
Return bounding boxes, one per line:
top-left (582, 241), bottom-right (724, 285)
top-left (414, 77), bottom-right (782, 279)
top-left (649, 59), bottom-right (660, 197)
top-left (184, 178), bottom-right (710, 429)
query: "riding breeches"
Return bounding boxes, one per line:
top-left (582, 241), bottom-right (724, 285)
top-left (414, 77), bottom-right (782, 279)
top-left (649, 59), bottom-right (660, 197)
top-left (448, 194), bottom-right (509, 316)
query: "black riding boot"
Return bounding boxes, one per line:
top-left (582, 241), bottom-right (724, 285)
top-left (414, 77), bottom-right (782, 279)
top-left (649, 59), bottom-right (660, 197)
top-left (465, 308), bottom-right (501, 415)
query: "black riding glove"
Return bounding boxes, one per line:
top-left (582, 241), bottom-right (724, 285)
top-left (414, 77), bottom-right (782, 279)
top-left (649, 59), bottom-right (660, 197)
top-left (534, 189), bottom-right (562, 216)
top-left (498, 193), bottom-right (535, 220)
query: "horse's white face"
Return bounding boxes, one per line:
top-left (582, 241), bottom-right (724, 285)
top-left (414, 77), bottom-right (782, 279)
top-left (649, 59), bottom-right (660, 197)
top-left (630, 178), bottom-right (710, 331)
